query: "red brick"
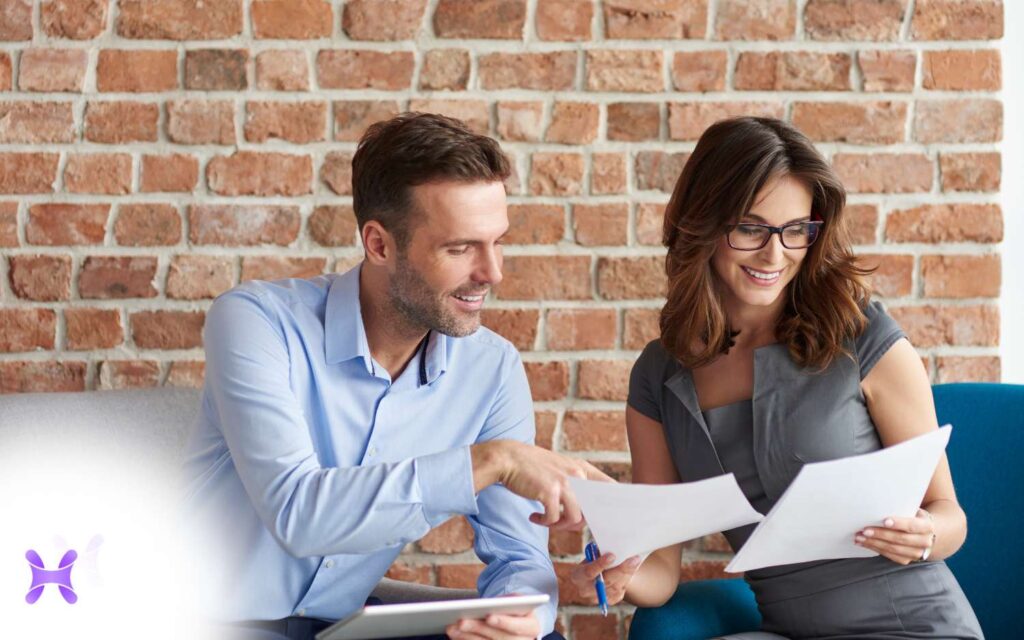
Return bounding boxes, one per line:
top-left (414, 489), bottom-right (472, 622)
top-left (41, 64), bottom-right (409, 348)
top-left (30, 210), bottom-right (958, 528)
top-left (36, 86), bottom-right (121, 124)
top-left (321, 151), bottom-right (352, 195)
top-left (668, 102), bottom-right (784, 141)
top-left (406, 99), bottom-right (490, 135)
top-left (419, 516), bottom-right (474, 553)
top-left (593, 461), bottom-right (632, 482)
top-left (0, 153), bottom-right (59, 194)
top-left (549, 528), bottom-right (584, 556)
top-left (141, 154), bottom-right (199, 193)
top-left (940, 153), bottom-right (1000, 193)
top-left (570, 613), bottom-right (618, 640)
top-left (189, 205), bottom-right (300, 246)
top-left (98, 360), bottom-right (160, 389)
top-left (715, 0), bottom-right (795, 39)
top-left (792, 101), bottom-right (907, 144)
top-left (846, 204), bottom-right (879, 245)
top-left (41, 0), bottom-right (109, 40)
top-left (241, 256), bottom-right (326, 282)
top-left (84, 101), bottom-right (158, 143)
top-left (671, 50), bottom-right (727, 91)
top-left (185, 49), bottom-right (247, 90)
top-left (256, 50), bottom-right (310, 91)
top-left (114, 203), bottom-right (182, 246)
top-left (496, 101), bottom-right (545, 142)
top-left (921, 255), bottom-right (1000, 298)
top-left (535, 410), bottom-right (556, 449)
top-left (680, 559), bottom-right (729, 580)
top-left (419, 49), bottom-right (469, 91)
top-left (78, 256), bottom-right (158, 299)
top-left (858, 50), bottom-right (916, 92)
top-left (208, 152), bottom-right (312, 197)
top-left (8, 254), bottom-right (72, 301)
top-left (167, 99), bottom-right (235, 145)
top-left (524, 361), bottom-right (570, 401)
top-left (245, 101), bottom-right (326, 144)
top-left (587, 50), bottom-right (664, 92)
top-left (598, 256), bottom-right (665, 300)
top-left (0, 102), bottom-right (75, 143)
top-left (18, 49), bottom-right (88, 92)
top-left (703, 532), bottom-right (733, 553)
top-left (385, 563), bottom-right (432, 585)
top-left (436, 563), bottom-right (484, 589)
top-left (804, 0), bottom-right (906, 40)
top-left (857, 253), bottom-right (913, 298)
top-left (317, 50), bottom-right (414, 90)
top-left (97, 49), bottom-right (177, 92)
top-left (636, 202), bottom-right (665, 245)
top-left (608, 102), bottom-right (660, 142)
top-left (252, 0), bottom-right (332, 39)
top-left (343, 0), bottom-right (427, 40)
top-left (578, 360), bottom-right (632, 400)
top-left (166, 255), bottom-right (235, 300)
top-left (64, 153), bottom-right (132, 195)
top-left (547, 309), bottom-right (616, 351)
top-left (117, 0), bottom-right (242, 39)
top-left (0, 0), bottom-right (32, 40)
top-left (65, 308), bottom-right (123, 350)
top-left (497, 256), bottom-right (591, 300)
top-left (923, 50), bottom-right (1001, 91)
top-left (506, 204), bottom-right (564, 244)
top-left (536, 0), bottom-right (593, 41)
top-left (935, 356), bottom-right (999, 383)
top-left (889, 304), bottom-right (999, 348)
top-left (911, 0), bottom-right (1003, 40)
top-left (635, 151), bottom-right (690, 192)
top-left (309, 205), bottom-right (357, 247)
top-left (546, 102), bottom-right (599, 144)
top-left (592, 153), bottom-right (627, 195)
top-left (529, 153), bottom-right (584, 196)
top-left (333, 101), bottom-right (401, 142)
top-left (26, 204), bottom-right (109, 246)
top-left (624, 307), bottom-right (660, 349)
top-left (605, 0), bottom-right (707, 38)
top-left (573, 203), bottom-right (628, 246)
top-left (886, 204), bottom-right (1002, 244)
top-left (480, 309), bottom-right (538, 351)
top-left (0, 309), bottom-right (57, 352)
top-left (167, 361), bottom-right (205, 388)
top-left (0, 52), bottom-right (9, 90)
top-left (433, 0), bottom-right (526, 39)
top-left (914, 99), bottom-right (1002, 144)
top-left (479, 52), bottom-right (576, 91)
top-left (0, 361), bottom-right (86, 394)
top-left (832, 153), bottom-right (932, 193)
top-left (736, 51), bottom-right (851, 90)
top-left (504, 153), bottom-right (522, 196)
top-left (0, 202), bottom-right (16, 247)
top-left (132, 310), bottom-right (205, 349)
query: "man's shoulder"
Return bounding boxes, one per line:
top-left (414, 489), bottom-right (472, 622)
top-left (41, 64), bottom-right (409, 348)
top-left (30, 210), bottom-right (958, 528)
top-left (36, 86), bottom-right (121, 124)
top-left (460, 324), bottom-right (520, 358)
top-left (216, 275), bottom-right (336, 315)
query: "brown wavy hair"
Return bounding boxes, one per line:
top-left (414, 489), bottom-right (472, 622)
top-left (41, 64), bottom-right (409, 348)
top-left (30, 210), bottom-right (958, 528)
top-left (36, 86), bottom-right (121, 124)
top-left (660, 117), bottom-right (873, 371)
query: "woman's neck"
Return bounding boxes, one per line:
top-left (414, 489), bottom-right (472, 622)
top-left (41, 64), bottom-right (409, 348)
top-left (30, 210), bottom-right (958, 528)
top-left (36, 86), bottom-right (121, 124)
top-left (722, 292), bottom-right (787, 350)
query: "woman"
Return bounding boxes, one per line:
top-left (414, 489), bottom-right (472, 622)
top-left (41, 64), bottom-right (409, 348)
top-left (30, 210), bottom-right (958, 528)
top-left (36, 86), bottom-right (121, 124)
top-left (570, 117), bottom-right (982, 639)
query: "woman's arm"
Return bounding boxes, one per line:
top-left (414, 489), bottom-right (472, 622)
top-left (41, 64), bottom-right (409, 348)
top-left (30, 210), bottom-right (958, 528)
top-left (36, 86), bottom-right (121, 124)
top-left (860, 338), bottom-right (967, 562)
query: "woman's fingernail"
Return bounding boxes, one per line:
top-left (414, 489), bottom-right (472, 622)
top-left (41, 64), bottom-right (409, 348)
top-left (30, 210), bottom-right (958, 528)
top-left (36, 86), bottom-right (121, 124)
top-left (884, 518), bottom-right (895, 527)
top-left (863, 529), bottom-right (874, 537)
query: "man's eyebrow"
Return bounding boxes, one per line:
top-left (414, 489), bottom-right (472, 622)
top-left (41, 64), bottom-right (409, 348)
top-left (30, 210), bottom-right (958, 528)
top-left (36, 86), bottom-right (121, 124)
top-left (741, 213), bottom-right (812, 224)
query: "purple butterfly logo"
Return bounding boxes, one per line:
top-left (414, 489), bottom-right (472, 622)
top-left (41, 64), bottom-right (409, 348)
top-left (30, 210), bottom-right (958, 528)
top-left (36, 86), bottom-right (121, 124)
top-left (25, 549), bottom-right (78, 604)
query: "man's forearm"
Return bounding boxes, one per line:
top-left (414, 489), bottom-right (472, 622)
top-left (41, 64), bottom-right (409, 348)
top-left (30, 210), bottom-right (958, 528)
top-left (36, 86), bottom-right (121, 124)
top-left (470, 440), bottom-right (508, 493)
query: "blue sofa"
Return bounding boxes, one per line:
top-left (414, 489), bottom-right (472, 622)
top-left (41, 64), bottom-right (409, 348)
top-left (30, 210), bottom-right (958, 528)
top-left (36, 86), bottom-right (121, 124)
top-left (628, 383), bottom-right (1024, 640)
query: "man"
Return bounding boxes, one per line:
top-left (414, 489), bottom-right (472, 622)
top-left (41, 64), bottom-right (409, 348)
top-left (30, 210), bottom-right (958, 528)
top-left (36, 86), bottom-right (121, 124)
top-left (183, 113), bottom-right (609, 640)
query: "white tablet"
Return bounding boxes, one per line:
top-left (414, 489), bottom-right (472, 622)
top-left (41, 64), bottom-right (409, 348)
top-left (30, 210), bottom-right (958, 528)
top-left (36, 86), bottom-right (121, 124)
top-left (315, 594), bottom-right (550, 640)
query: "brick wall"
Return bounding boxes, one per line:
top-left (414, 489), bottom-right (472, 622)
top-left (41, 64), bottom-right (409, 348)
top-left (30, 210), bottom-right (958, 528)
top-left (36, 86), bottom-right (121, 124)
top-left (0, 0), bottom-right (1004, 637)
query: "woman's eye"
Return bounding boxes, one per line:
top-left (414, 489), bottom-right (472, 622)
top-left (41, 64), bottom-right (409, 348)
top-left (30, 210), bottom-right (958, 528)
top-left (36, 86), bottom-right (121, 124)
top-left (738, 225), bottom-right (762, 236)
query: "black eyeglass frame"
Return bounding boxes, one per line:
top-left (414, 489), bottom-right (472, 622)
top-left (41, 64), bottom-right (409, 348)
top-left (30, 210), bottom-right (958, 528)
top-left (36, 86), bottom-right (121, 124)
top-left (726, 220), bottom-right (824, 251)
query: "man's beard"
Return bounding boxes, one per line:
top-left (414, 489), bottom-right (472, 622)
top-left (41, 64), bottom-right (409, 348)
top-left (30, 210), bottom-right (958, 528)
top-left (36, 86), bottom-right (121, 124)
top-left (388, 256), bottom-right (484, 338)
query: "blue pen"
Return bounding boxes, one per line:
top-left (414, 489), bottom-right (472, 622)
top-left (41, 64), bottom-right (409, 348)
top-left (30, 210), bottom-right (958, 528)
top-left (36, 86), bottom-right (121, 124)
top-left (584, 541), bottom-right (609, 616)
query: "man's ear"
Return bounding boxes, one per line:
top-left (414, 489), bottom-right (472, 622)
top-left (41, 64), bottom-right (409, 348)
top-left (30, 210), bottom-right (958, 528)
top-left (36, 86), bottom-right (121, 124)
top-left (362, 221), bottom-right (394, 266)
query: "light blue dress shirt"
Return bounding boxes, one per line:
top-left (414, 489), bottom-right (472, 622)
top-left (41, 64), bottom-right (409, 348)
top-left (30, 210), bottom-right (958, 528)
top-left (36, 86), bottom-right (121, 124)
top-left (183, 263), bottom-right (557, 633)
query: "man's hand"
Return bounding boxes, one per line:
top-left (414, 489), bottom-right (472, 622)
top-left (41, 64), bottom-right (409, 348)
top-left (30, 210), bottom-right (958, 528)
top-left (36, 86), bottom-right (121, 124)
top-left (445, 608), bottom-right (540, 640)
top-left (471, 440), bottom-right (614, 530)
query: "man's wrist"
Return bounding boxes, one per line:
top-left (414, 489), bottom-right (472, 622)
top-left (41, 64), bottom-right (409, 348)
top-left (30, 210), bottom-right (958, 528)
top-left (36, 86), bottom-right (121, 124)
top-left (470, 440), bottom-right (508, 493)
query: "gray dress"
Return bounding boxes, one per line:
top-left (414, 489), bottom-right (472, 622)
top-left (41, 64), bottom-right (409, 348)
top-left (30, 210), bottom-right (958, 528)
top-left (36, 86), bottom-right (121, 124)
top-left (628, 301), bottom-right (983, 640)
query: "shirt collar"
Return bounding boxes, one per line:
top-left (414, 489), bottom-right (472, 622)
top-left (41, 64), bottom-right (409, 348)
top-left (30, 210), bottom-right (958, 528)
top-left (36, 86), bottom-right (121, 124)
top-left (324, 262), bottom-right (448, 386)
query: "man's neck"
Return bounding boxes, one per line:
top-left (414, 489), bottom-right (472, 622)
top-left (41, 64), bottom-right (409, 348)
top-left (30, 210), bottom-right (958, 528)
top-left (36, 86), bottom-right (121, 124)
top-left (359, 266), bottom-right (428, 381)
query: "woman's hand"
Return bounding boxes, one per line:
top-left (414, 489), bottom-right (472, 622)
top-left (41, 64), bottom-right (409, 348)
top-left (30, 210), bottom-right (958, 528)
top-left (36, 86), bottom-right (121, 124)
top-left (855, 508), bottom-right (936, 565)
top-left (569, 553), bottom-right (643, 607)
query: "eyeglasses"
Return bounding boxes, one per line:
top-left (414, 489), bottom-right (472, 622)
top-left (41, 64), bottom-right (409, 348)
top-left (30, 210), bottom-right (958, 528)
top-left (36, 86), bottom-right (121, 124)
top-left (726, 220), bottom-right (824, 251)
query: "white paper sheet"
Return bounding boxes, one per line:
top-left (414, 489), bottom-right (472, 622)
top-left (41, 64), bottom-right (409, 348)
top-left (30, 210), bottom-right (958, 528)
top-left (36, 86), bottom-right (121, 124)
top-left (569, 473), bottom-right (764, 566)
top-left (725, 425), bottom-right (952, 573)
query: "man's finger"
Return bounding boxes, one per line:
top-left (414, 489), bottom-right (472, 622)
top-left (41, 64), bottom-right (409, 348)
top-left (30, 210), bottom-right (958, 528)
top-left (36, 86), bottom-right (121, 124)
top-left (484, 613), bottom-right (540, 636)
top-left (580, 460), bottom-right (615, 482)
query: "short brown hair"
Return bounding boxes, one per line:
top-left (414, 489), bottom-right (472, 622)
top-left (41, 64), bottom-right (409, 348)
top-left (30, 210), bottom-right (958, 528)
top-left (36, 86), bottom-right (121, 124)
top-left (351, 112), bottom-right (511, 249)
top-left (660, 117), bottom-right (873, 371)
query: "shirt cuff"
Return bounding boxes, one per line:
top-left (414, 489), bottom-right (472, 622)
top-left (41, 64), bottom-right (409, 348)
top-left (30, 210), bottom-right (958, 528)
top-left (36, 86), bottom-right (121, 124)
top-left (418, 446), bottom-right (479, 524)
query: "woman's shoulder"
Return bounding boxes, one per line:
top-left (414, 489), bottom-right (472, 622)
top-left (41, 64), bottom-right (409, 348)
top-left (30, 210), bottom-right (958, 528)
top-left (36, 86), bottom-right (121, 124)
top-left (854, 297), bottom-right (907, 379)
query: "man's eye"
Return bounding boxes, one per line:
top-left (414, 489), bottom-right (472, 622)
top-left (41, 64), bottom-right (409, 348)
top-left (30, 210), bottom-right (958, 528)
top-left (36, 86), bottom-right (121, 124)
top-left (448, 246), bottom-right (470, 255)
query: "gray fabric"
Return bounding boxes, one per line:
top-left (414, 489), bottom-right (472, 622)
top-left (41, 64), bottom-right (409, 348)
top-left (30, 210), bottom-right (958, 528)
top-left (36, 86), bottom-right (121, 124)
top-left (629, 300), bottom-right (983, 639)
top-left (369, 578), bottom-right (476, 604)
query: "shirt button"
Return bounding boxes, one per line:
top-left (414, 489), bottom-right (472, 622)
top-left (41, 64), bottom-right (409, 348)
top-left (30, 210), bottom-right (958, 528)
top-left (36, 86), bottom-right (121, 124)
top-left (368, 446), bottom-right (377, 457)
top-left (297, 609), bottom-right (306, 617)
top-left (325, 560), bottom-right (335, 569)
